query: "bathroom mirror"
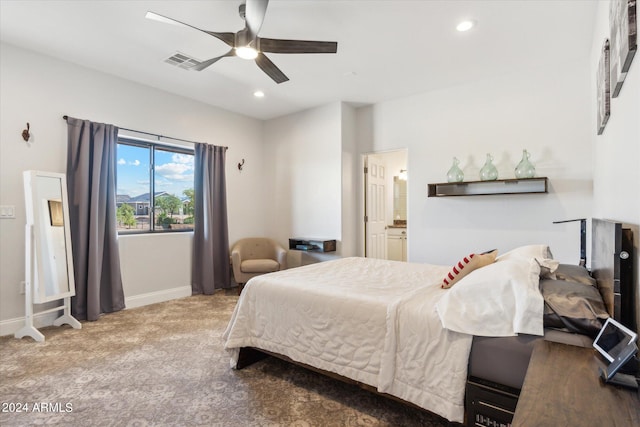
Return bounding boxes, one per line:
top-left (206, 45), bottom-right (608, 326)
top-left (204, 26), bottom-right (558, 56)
top-left (24, 170), bottom-right (76, 303)
top-left (393, 176), bottom-right (407, 222)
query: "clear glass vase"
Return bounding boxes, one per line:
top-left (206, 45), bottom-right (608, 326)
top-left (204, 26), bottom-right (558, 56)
top-left (515, 149), bottom-right (535, 178)
top-left (479, 154), bottom-right (498, 181)
top-left (446, 157), bottom-right (464, 182)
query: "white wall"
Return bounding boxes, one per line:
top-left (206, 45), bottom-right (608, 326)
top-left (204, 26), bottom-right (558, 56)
top-left (0, 43), bottom-right (265, 333)
top-left (590, 1), bottom-right (640, 332)
top-left (263, 102), bottom-right (343, 265)
top-left (341, 104), bottom-right (358, 257)
top-left (356, 58), bottom-right (593, 266)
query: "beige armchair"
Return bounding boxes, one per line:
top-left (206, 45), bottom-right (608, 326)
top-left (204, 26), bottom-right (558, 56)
top-left (231, 238), bottom-right (287, 294)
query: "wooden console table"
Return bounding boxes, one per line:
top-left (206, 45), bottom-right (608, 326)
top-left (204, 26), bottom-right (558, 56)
top-left (512, 340), bottom-right (640, 426)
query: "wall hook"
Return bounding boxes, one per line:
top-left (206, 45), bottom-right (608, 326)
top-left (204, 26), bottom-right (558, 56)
top-left (238, 159), bottom-right (245, 171)
top-left (22, 123), bottom-right (31, 142)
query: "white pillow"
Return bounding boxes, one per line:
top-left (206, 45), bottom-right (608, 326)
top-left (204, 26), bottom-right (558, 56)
top-left (496, 244), bottom-right (553, 261)
top-left (436, 258), bottom-right (544, 337)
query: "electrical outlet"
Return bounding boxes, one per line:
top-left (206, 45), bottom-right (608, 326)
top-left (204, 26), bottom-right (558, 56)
top-left (0, 205), bottom-right (16, 219)
top-left (19, 281), bottom-right (25, 295)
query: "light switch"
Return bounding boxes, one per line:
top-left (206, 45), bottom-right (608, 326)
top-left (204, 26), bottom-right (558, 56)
top-left (0, 205), bottom-right (16, 219)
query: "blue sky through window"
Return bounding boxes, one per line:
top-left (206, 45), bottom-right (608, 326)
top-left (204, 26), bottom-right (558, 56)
top-left (117, 143), bottom-right (194, 199)
top-left (154, 148), bottom-right (194, 199)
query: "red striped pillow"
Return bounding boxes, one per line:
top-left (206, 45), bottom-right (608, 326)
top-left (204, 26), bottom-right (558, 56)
top-left (441, 250), bottom-right (498, 289)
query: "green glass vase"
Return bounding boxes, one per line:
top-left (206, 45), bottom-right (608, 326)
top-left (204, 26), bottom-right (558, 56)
top-left (515, 149), bottom-right (535, 178)
top-left (446, 157), bottom-right (464, 182)
top-left (479, 154), bottom-right (498, 181)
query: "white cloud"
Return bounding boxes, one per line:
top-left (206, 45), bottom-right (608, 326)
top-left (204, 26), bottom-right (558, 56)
top-left (172, 153), bottom-right (194, 165)
top-left (119, 158), bottom-right (141, 166)
top-left (155, 162), bottom-right (194, 181)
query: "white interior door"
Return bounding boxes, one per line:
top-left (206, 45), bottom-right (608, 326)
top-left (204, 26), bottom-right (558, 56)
top-left (365, 156), bottom-right (387, 259)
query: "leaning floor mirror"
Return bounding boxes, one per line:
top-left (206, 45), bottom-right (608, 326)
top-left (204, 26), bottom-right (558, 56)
top-left (15, 170), bottom-right (81, 342)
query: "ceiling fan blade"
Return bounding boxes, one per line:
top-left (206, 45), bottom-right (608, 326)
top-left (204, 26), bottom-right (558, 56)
top-left (244, 0), bottom-right (269, 39)
top-left (255, 53), bottom-right (289, 84)
top-left (260, 38), bottom-right (338, 54)
top-left (145, 11), bottom-right (235, 47)
top-left (191, 49), bottom-right (236, 71)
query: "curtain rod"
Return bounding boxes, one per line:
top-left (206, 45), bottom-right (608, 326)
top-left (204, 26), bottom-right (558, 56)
top-left (62, 115), bottom-right (227, 149)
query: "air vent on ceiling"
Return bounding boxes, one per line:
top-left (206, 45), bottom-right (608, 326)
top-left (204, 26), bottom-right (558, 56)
top-left (164, 52), bottom-right (201, 70)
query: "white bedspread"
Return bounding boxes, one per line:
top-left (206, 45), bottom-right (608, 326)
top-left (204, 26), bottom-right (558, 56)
top-left (223, 257), bottom-right (473, 422)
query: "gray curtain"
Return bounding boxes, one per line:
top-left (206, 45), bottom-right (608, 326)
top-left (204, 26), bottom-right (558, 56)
top-left (66, 117), bottom-right (125, 321)
top-left (192, 143), bottom-right (230, 293)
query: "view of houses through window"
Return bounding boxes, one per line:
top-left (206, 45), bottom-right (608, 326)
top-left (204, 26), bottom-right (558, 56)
top-left (116, 139), bottom-right (195, 233)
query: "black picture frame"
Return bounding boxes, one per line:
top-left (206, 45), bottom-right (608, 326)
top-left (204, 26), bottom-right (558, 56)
top-left (597, 39), bottom-right (611, 136)
top-left (610, 0), bottom-right (637, 97)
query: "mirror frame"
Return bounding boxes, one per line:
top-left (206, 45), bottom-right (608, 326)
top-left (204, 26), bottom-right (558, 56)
top-left (24, 170), bottom-right (76, 303)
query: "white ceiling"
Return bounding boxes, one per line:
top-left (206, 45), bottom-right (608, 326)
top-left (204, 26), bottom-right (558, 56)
top-left (0, 0), bottom-right (598, 120)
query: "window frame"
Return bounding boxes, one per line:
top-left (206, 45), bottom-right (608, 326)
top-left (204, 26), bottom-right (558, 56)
top-left (116, 137), bottom-right (195, 235)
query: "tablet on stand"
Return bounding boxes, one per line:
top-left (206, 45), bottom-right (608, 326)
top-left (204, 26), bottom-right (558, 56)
top-left (593, 318), bottom-right (639, 390)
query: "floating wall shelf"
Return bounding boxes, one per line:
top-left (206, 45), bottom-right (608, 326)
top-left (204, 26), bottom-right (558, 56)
top-left (427, 177), bottom-right (548, 197)
top-left (289, 238), bottom-right (337, 252)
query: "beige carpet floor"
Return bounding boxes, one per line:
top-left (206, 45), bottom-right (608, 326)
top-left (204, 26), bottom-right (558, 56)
top-left (0, 291), bottom-right (452, 427)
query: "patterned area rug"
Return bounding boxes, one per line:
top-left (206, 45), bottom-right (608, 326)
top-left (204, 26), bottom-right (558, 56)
top-left (0, 292), bottom-right (452, 426)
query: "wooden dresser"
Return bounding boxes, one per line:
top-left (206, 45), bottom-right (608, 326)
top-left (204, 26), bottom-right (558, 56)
top-left (512, 340), bottom-right (640, 426)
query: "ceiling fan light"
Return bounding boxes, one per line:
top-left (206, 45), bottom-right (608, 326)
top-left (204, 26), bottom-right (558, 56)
top-left (236, 46), bottom-right (258, 60)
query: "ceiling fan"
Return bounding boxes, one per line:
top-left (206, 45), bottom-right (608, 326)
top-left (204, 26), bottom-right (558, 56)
top-left (146, 0), bottom-right (338, 84)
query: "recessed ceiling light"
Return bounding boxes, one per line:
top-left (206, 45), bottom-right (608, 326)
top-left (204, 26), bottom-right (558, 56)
top-left (253, 90), bottom-right (265, 98)
top-left (456, 20), bottom-right (476, 32)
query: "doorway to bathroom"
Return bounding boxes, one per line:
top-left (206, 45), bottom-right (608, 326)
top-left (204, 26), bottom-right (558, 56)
top-left (363, 149), bottom-right (407, 261)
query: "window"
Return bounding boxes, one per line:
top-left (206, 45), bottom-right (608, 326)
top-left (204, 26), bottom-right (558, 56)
top-left (116, 138), bottom-right (194, 233)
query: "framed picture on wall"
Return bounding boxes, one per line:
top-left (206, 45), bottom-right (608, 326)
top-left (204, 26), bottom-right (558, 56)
top-left (597, 39), bottom-right (611, 136)
top-left (610, 0), bottom-right (637, 97)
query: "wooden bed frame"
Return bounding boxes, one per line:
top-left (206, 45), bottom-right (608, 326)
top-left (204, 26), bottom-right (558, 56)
top-left (236, 346), bottom-right (431, 412)
top-left (234, 218), bottom-right (636, 426)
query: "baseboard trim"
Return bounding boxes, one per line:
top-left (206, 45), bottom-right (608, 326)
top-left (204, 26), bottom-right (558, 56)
top-left (0, 311), bottom-right (61, 338)
top-left (1, 286), bottom-right (193, 337)
top-left (124, 286), bottom-right (192, 309)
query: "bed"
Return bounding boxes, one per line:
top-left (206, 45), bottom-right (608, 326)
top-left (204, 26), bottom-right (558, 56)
top-left (223, 218), bottom-right (635, 426)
